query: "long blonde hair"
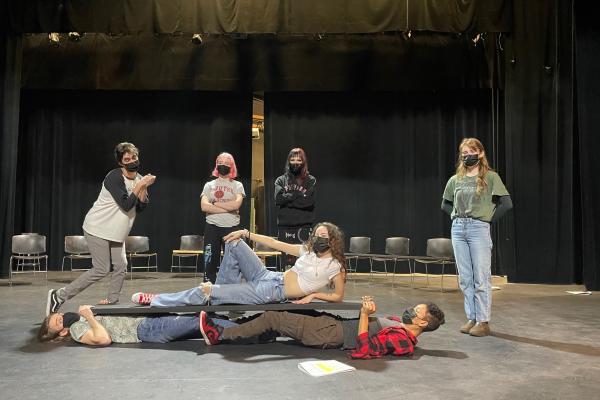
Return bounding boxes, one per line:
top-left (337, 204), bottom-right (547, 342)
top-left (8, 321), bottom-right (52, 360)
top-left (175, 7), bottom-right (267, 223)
top-left (455, 138), bottom-right (493, 197)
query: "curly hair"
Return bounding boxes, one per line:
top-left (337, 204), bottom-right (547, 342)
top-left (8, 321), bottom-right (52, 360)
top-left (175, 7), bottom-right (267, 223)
top-left (305, 222), bottom-right (347, 280)
top-left (37, 314), bottom-right (72, 343)
top-left (422, 302), bottom-right (445, 332)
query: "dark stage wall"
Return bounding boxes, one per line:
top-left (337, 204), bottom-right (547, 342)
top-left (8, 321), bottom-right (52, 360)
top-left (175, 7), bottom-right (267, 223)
top-left (14, 90), bottom-right (252, 271)
top-left (264, 90), bottom-right (509, 275)
top-left (2, 0), bottom-right (599, 290)
top-left (575, 2), bottom-right (600, 291)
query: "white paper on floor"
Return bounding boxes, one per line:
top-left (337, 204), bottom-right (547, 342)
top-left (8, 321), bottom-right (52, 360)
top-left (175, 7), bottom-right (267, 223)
top-left (298, 360), bottom-right (356, 377)
top-left (565, 291), bottom-right (592, 295)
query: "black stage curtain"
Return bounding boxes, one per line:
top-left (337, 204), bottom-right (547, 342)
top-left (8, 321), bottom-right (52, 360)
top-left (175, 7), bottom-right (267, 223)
top-left (0, 34), bottom-right (23, 279)
top-left (15, 90), bottom-right (252, 271)
top-left (575, 3), bottom-right (600, 291)
top-left (264, 90), bottom-right (511, 275)
top-left (10, 0), bottom-right (511, 34)
top-left (21, 33), bottom-right (496, 92)
top-left (502, 0), bottom-right (576, 283)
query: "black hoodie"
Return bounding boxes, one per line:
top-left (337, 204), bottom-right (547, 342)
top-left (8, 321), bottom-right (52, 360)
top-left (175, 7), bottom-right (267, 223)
top-left (274, 173), bottom-right (316, 227)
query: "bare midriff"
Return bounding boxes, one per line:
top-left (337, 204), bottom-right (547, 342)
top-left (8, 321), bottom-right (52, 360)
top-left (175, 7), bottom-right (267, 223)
top-left (283, 269), bottom-right (305, 299)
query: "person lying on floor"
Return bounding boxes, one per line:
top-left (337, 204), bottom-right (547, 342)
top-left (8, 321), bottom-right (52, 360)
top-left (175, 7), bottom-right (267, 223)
top-left (131, 223), bottom-right (347, 307)
top-left (198, 297), bottom-right (445, 359)
top-left (37, 305), bottom-right (238, 346)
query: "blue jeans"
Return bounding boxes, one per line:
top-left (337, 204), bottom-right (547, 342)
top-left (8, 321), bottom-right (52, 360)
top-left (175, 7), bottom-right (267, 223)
top-left (137, 315), bottom-right (238, 343)
top-left (151, 240), bottom-right (286, 306)
top-left (451, 218), bottom-right (493, 323)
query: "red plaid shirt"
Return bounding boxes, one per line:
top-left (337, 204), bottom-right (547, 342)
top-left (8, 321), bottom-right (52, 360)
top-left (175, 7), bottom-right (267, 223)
top-left (349, 317), bottom-right (418, 359)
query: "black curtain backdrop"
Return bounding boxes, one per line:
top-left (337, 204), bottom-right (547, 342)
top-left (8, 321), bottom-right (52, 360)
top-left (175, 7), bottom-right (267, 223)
top-left (503, 0), bottom-right (576, 283)
top-left (21, 33), bottom-right (496, 92)
top-left (9, 0), bottom-right (511, 34)
top-left (0, 33), bottom-right (23, 280)
top-left (575, 2), bottom-right (600, 291)
top-left (264, 90), bottom-right (511, 275)
top-left (13, 90), bottom-right (252, 273)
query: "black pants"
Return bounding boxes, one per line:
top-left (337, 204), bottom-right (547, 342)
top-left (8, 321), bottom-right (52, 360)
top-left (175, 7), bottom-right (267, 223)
top-left (277, 225), bottom-right (312, 268)
top-left (203, 223), bottom-right (239, 283)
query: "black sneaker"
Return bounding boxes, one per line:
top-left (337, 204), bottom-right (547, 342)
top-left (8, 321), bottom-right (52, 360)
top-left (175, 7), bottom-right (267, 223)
top-left (46, 289), bottom-right (64, 316)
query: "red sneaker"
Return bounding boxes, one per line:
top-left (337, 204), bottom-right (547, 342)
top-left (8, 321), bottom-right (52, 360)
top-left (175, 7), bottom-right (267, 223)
top-left (200, 311), bottom-right (222, 345)
top-left (131, 292), bottom-right (156, 305)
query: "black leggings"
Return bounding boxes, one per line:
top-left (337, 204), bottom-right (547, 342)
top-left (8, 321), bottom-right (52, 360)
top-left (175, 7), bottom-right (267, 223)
top-left (203, 223), bottom-right (239, 283)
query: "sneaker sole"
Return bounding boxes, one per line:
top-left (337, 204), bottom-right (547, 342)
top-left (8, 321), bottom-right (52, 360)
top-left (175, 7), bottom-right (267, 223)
top-left (46, 289), bottom-right (54, 316)
top-left (199, 311), bottom-right (218, 345)
top-left (469, 330), bottom-right (491, 337)
top-left (199, 311), bottom-right (211, 345)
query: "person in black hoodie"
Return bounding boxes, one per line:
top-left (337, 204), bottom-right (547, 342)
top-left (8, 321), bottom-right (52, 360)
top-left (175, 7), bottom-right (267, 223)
top-left (274, 148), bottom-right (316, 268)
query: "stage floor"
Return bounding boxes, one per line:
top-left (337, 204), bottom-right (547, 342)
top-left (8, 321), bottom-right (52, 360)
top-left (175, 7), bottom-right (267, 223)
top-left (1, 272), bottom-right (599, 400)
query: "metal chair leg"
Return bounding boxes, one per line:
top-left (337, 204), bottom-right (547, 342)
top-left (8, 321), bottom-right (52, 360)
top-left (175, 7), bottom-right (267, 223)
top-left (9, 256), bottom-right (13, 286)
top-left (441, 262), bottom-right (445, 292)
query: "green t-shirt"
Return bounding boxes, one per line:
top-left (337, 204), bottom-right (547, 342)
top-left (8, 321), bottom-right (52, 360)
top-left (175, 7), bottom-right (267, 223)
top-left (443, 171), bottom-right (509, 222)
top-left (69, 316), bottom-right (145, 344)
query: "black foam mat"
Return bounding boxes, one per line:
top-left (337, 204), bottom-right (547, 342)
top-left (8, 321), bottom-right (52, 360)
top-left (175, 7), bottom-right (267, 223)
top-left (93, 301), bottom-right (362, 315)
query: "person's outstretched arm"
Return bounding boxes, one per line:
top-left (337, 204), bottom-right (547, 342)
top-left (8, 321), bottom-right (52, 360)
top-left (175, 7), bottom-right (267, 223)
top-left (223, 229), bottom-right (302, 257)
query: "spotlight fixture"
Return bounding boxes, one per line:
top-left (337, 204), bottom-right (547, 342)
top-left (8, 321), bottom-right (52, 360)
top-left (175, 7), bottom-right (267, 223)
top-left (191, 33), bottom-right (203, 45)
top-left (48, 32), bottom-right (60, 46)
top-left (401, 30), bottom-right (412, 40)
top-left (68, 32), bottom-right (82, 42)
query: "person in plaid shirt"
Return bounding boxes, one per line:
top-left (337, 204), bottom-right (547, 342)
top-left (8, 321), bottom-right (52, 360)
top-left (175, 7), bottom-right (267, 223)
top-left (200, 296), bottom-right (445, 359)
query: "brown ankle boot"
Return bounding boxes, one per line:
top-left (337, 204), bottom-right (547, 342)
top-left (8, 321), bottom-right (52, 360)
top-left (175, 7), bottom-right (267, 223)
top-left (469, 322), bottom-right (490, 337)
top-left (460, 320), bottom-right (476, 334)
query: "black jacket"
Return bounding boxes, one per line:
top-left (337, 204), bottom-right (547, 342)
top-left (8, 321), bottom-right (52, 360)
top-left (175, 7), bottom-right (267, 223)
top-left (274, 174), bottom-right (316, 227)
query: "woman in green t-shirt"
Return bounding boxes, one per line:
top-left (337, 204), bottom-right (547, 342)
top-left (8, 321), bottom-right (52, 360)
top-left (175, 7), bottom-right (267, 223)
top-left (441, 138), bottom-right (512, 337)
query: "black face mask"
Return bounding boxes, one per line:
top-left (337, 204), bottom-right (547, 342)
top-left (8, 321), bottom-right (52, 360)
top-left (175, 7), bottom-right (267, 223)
top-left (123, 159), bottom-right (140, 172)
top-left (217, 165), bottom-right (231, 176)
top-left (462, 154), bottom-right (479, 168)
top-left (289, 164), bottom-right (303, 175)
top-left (312, 236), bottom-right (330, 253)
top-left (62, 312), bottom-right (81, 328)
top-left (402, 307), bottom-right (418, 324)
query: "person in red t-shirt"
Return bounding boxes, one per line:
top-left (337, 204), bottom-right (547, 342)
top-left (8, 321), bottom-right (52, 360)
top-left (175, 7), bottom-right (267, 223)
top-left (199, 296), bottom-right (445, 359)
